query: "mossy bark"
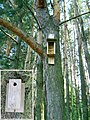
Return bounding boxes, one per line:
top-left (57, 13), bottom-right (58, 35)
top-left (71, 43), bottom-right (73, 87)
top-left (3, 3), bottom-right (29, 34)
top-left (35, 0), bottom-right (65, 119)
top-left (44, 31), bottom-right (64, 120)
top-left (35, 58), bottom-right (43, 120)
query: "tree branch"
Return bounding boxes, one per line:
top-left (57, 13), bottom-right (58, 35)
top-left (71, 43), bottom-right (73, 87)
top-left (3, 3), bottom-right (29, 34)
top-left (0, 28), bottom-right (18, 44)
top-left (0, 18), bottom-right (44, 57)
top-left (59, 11), bottom-right (90, 25)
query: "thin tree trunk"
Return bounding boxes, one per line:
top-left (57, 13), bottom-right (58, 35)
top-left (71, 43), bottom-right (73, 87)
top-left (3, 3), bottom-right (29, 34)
top-left (79, 18), bottom-right (90, 78)
top-left (73, 29), bottom-right (79, 120)
top-left (35, 57), bottom-right (43, 120)
top-left (74, 16), bottom-right (88, 120)
top-left (67, 27), bottom-right (73, 120)
top-left (35, 30), bottom-right (43, 120)
top-left (78, 43), bottom-right (88, 120)
top-left (15, 36), bottom-right (21, 69)
top-left (24, 46), bottom-right (31, 69)
top-left (73, 0), bottom-right (88, 119)
top-left (14, 20), bottom-right (22, 69)
top-left (63, 0), bottom-right (70, 119)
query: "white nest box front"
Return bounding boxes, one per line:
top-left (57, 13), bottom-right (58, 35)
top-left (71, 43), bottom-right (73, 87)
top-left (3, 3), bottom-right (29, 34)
top-left (5, 79), bottom-right (25, 113)
top-left (47, 34), bottom-right (56, 64)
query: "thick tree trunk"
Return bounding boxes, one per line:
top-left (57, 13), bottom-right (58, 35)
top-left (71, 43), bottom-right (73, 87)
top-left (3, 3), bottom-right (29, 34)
top-left (35, 1), bottom-right (65, 119)
top-left (45, 33), bottom-right (64, 120)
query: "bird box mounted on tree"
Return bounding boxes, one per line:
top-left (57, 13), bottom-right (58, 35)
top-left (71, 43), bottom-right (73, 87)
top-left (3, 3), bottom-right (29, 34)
top-left (5, 79), bottom-right (25, 113)
top-left (37, 0), bottom-right (46, 8)
top-left (47, 34), bottom-right (57, 64)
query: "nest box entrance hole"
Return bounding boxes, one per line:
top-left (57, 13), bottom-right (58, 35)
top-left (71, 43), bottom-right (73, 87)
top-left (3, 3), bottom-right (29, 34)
top-left (13, 82), bottom-right (17, 86)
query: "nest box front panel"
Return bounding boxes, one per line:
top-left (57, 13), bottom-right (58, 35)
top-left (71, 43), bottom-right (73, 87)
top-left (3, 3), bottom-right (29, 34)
top-left (5, 82), bottom-right (25, 113)
top-left (16, 83), bottom-right (25, 112)
top-left (7, 79), bottom-right (21, 110)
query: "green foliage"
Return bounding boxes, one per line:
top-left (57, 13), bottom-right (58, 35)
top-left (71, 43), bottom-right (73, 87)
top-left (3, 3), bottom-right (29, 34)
top-left (0, 0), bottom-right (35, 69)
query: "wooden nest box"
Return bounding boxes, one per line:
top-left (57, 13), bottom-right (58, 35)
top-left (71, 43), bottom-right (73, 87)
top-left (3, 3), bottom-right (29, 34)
top-left (47, 34), bottom-right (57, 65)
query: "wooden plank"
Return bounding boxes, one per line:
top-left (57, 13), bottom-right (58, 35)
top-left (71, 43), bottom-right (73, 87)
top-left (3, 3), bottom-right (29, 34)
top-left (47, 42), bottom-right (49, 54)
top-left (48, 57), bottom-right (54, 64)
top-left (54, 42), bottom-right (55, 54)
top-left (5, 83), bottom-right (25, 113)
top-left (16, 83), bottom-right (25, 112)
top-left (7, 79), bottom-right (21, 110)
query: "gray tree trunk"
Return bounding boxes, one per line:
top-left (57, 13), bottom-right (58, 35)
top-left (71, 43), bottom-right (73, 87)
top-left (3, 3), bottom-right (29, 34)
top-left (63, 0), bottom-right (70, 119)
top-left (35, 57), bottom-right (43, 120)
top-left (73, 0), bottom-right (88, 119)
top-left (35, 1), bottom-right (65, 120)
top-left (78, 45), bottom-right (88, 120)
top-left (45, 34), bottom-right (64, 120)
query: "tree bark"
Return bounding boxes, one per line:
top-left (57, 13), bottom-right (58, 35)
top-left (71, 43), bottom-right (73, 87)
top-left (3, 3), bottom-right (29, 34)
top-left (35, 57), bottom-right (43, 120)
top-left (73, 0), bottom-right (88, 119)
top-left (63, 0), bottom-right (70, 119)
top-left (35, 1), bottom-right (65, 119)
top-left (74, 13), bottom-right (88, 120)
top-left (35, 30), bottom-right (44, 120)
top-left (79, 18), bottom-right (90, 78)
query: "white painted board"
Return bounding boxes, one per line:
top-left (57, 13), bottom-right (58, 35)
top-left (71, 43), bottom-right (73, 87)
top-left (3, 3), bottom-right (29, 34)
top-left (5, 79), bottom-right (25, 113)
top-left (48, 57), bottom-right (54, 64)
top-left (7, 79), bottom-right (21, 110)
top-left (16, 83), bottom-right (25, 112)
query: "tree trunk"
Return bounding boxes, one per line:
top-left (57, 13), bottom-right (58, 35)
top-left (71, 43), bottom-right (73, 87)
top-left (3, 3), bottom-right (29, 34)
top-left (24, 46), bottom-right (31, 69)
top-left (78, 44), bottom-right (88, 120)
top-left (15, 36), bottom-right (21, 69)
top-left (73, 0), bottom-right (88, 119)
top-left (63, 0), bottom-right (70, 119)
top-left (35, 57), bottom-right (43, 120)
top-left (35, 0), bottom-right (65, 119)
top-left (45, 33), bottom-right (64, 120)
top-left (35, 30), bottom-right (44, 120)
top-left (79, 18), bottom-right (90, 79)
